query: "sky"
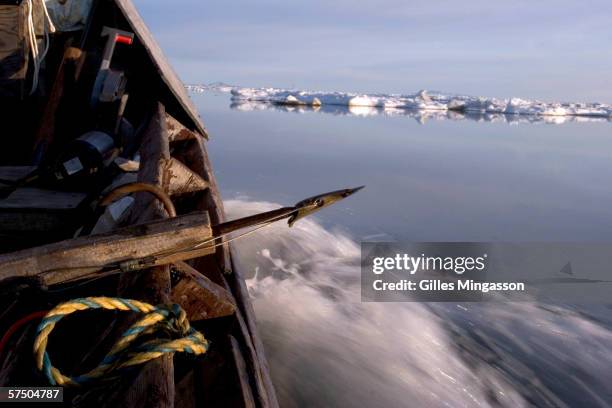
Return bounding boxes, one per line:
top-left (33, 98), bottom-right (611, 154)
top-left (133, 0), bottom-right (612, 102)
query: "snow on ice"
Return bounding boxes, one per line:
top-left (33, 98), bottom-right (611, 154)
top-left (187, 84), bottom-right (612, 122)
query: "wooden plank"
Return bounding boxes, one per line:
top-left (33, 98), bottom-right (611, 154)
top-left (166, 158), bottom-right (208, 196)
top-left (114, 0), bottom-right (208, 138)
top-left (102, 158), bottom-right (207, 207)
top-left (176, 131), bottom-right (279, 406)
top-left (193, 344), bottom-right (236, 407)
top-left (234, 310), bottom-right (272, 408)
top-left (0, 188), bottom-right (86, 210)
top-left (174, 370), bottom-right (196, 408)
top-left (0, 211), bottom-right (79, 234)
top-left (173, 137), bottom-right (231, 274)
top-left (0, 188), bottom-right (87, 233)
top-left (93, 103), bottom-right (176, 407)
top-left (0, 167), bottom-right (37, 183)
top-left (0, 211), bottom-right (212, 286)
top-left (170, 261), bottom-right (235, 321)
top-left (167, 114), bottom-right (201, 142)
top-left (128, 105), bottom-right (171, 221)
top-left (112, 101), bottom-right (174, 408)
top-left (229, 336), bottom-right (257, 408)
top-left (229, 249), bottom-right (279, 408)
top-left (112, 354), bottom-right (174, 408)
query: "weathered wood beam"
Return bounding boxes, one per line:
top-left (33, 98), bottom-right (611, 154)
top-left (170, 261), bottom-right (235, 321)
top-left (172, 137), bottom-right (231, 274)
top-left (176, 127), bottom-right (279, 407)
top-left (112, 102), bottom-right (174, 408)
top-left (126, 105), bottom-right (172, 223)
top-left (231, 253), bottom-right (279, 408)
top-left (229, 336), bottom-right (257, 408)
top-left (167, 114), bottom-right (206, 142)
top-left (100, 158), bottom-right (207, 220)
top-left (234, 309), bottom-right (274, 408)
top-left (165, 158), bottom-right (209, 196)
top-left (0, 211), bottom-right (212, 286)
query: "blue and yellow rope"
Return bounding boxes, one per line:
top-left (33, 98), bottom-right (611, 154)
top-left (33, 297), bottom-right (208, 386)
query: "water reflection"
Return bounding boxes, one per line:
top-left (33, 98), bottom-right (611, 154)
top-left (230, 100), bottom-right (612, 125)
top-left (195, 90), bottom-right (612, 406)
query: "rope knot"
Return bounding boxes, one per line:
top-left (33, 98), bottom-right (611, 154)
top-left (159, 303), bottom-right (191, 336)
top-left (33, 297), bottom-right (208, 386)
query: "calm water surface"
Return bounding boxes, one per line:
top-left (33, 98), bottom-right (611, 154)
top-left (196, 92), bottom-right (612, 242)
top-left (193, 92), bottom-right (612, 407)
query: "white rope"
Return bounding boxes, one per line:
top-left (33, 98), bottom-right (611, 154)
top-left (26, 0), bottom-right (38, 94)
top-left (39, 0), bottom-right (56, 61)
top-left (26, 0), bottom-right (56, 95)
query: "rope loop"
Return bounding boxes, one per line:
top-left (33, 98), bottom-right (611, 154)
top-left (33, 297), bottom-right (208, 386)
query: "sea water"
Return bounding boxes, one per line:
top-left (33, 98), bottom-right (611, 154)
top-left (193, 91), bottom-right (612, 407)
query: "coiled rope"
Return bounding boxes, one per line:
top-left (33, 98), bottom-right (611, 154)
top-left (33, 297), bottom-right (208, 386)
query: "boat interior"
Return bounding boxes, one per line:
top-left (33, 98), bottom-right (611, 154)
top-left (0, 0), bottom-right (277, 406)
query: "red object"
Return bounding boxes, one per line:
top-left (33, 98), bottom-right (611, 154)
top-left (115, 35), bottom-right (133, 45)
top-left (0, 311), bottom-right (49, 360)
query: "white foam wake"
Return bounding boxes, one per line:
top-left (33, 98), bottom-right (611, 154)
top-left (224, 198), bottom-right (612, 408)
top-left (187, 84), bottom-right (612, 120)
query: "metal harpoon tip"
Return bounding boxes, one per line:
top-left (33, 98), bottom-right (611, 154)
top-left (288, 186), bottom-right (365, 226)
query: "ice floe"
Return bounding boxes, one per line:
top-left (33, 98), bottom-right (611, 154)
top-left (187, 83), bottom-right (612, 124)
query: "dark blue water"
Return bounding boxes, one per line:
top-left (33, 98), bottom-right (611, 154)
top-left (194, 91), bottom-right (612, 408)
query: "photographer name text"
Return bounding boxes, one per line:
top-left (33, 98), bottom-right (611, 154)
top-left (371, 254), bottom-right (525, 293)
